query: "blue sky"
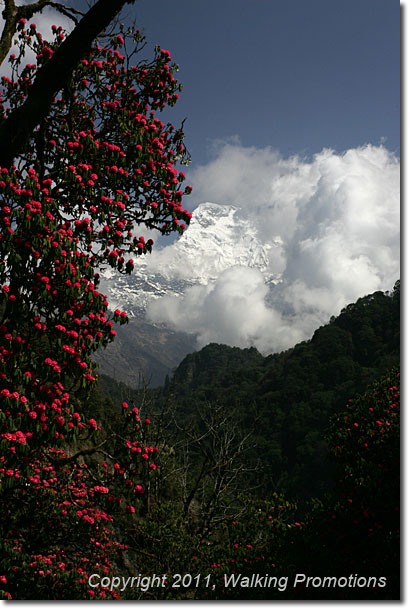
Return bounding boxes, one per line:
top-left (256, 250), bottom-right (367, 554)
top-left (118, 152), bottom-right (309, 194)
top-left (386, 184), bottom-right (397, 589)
top-left (127, 0), bottom-right (400, 350)
top-left (2, 0), bottom-right (400, 352)
top-left (131, 0), bottom-right (399, 167)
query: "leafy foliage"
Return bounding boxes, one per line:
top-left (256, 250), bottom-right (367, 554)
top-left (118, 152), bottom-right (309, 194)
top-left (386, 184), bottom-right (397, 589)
top-left (0, 18), bottom-right (192, 600)
top-left (83, 366), bottom-right (399, 601)
top-left (283, 367), bottom-right (400, 599)
top-left (163, 283), bottom-right (400, 499)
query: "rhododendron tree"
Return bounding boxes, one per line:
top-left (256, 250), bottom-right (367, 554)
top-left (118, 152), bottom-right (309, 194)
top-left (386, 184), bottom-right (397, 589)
top-left (0, 9), bottom-right (192, 600)
top-left (0, 0), bottom-right (143, 165)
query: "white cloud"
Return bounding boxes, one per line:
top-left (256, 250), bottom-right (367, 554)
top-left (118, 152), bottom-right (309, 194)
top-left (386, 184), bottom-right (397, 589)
top-left (148, 266), bottom-right (305, 353)
top-left (146, 142), bottom-right (400, 355)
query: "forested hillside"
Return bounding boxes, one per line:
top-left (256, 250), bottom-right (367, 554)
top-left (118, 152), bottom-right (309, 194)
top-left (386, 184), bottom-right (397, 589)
top-left (93, 283), bottom-right (400, 599)
top-left (102, 281), bottom-right (400, 500)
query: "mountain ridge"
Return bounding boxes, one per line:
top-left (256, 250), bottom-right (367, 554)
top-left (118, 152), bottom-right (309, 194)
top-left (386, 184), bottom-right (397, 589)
top-left (162, 282), bottom-right (400, 498)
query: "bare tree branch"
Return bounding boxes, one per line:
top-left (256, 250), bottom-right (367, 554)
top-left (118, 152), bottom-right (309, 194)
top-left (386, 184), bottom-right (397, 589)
top-left (41, 1), bottom-right (83, 23)
top-left (46, 437), bottom-right (109, 465)
top-left (169, 402), bottom-right (260, 535)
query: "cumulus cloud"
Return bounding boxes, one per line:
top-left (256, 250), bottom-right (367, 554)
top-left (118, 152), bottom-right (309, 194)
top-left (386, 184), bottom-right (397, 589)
top-left (148, 266), bottom-right (306, 354)
top-left (146, 141), bottom-right (399, 355)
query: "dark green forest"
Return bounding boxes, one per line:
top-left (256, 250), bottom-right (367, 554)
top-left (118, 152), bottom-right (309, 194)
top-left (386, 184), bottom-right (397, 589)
top-left (91, 281), bottom-right (400, 599)
top-left (101, 281), bottom-right (400, 500)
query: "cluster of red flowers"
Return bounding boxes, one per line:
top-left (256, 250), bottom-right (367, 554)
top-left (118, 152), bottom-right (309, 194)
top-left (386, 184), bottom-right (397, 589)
top-left (0, 22), bottom-right (190, 600)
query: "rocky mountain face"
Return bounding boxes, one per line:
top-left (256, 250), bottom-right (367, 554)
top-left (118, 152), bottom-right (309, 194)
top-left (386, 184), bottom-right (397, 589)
top-left (94, 318), bottom-right (197, 388)
top-left (99, 202), bottom-right (279, 313)
top-left (95, 202), bottom-right (279, 386)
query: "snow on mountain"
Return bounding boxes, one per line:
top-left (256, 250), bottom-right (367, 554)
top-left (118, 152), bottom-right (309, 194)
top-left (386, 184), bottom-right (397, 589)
top-left (100, 202), bottom-right (281, 316)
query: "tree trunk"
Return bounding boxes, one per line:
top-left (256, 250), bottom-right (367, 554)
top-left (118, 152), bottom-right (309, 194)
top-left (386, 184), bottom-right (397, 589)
top-left (0, 0), bottom-right (136, 169)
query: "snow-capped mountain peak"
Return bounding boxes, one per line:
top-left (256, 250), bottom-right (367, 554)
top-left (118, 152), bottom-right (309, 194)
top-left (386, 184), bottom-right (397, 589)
top-left (100, 202), bottom-right (281, 315)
